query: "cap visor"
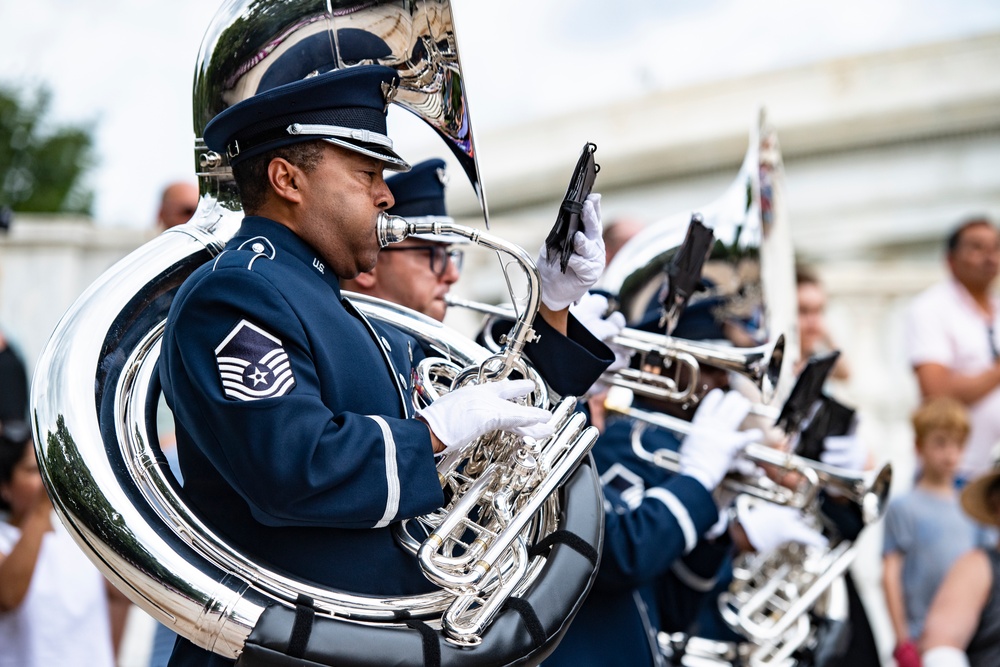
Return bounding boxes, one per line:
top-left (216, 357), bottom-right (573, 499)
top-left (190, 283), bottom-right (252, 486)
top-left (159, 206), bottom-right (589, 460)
top-left (322, 137), bottom-right (410, 172)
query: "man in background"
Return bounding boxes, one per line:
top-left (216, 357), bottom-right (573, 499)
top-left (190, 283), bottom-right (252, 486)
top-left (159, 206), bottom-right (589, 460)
top-left (905, 216), bottom-right (1000, 483)
top-left (156, 181), bottom-right (199, 230)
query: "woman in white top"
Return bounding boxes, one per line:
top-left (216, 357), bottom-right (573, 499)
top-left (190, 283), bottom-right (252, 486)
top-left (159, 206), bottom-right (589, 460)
top-left (0, 421), bottom-right (116, 667)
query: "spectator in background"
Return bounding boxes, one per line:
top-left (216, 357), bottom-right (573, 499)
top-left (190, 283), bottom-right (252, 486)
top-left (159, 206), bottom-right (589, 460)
top-left (905, 216), bottom-right (1000, 483)
top-left (156, 181), bottom-right (199, 230)
top-left (883, 397), bottom-right (986, 667)
top-left (0, 421), bottom-right (119, 666)
top-left (921, 465), bottom-right (1000, 667)
top-left (602, 217), bottom-right (644, 266)
top-left (795, 265), bottom-right (850, 381)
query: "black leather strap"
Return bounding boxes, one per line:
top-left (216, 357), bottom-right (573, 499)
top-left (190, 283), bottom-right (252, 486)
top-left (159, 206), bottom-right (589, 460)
top-left (528, 529), bottom-right (599, 566)
top-left (559, 199), bottom-right (584, 215)
top-left (237, 459), bottom-right (604, 667)
top-left (501, 596), bottom-right (546, 649)
top-left (403, 619), bottom-right (441, 667)
top-left (288, 595), bottom-right (315, 658)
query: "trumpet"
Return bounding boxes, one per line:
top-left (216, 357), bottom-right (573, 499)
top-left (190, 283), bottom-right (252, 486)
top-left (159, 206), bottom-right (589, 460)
top-left (447, 295), bottom-right (785, 406)
top-left (603, 329), bottom-right (785, 406)
top-left (614, 396), bottom-right (891, 666)
top-left (612, 399), bottom-right (892, 523)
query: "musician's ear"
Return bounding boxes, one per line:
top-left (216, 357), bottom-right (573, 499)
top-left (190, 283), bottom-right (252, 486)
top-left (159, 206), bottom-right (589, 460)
top-left (352, 267), bottom-right (377, 288)
top-left (267, 157), bottom-right (304, 204)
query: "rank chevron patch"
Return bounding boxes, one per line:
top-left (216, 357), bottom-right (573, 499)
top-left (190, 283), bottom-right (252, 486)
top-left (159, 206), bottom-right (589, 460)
top-left (214, 319), bottom-right (295, 401)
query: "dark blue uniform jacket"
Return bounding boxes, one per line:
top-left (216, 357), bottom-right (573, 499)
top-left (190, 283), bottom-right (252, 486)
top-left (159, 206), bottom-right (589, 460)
top-left (160, 216), bottom-right (611, 666)
top-left (543, 415), bottom-right (731, 667)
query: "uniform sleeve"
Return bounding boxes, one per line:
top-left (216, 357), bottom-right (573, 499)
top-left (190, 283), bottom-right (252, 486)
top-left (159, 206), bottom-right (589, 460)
top-left (882, 498), bottom-right (911, 556)
top-left (594, 474), bottom-right (719, 591)
top-left (162, 268), bottom-right (443, 530)
top-left (523, 313), bottom-right (614, 397)
top-left (657, 537), bottom-right (733, 631)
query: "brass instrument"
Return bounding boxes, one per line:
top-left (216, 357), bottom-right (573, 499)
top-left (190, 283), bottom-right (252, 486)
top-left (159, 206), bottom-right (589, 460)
top-left (450, 295), bottom-right (785, 406)
top-left (604, 329), bottom-right (785, 406)
top-left (30, 2), bottom-right (603, 665)
top-left (612, 393), bottom-right (890, 666)
top-left (617, 401), bottom-right (892, 521)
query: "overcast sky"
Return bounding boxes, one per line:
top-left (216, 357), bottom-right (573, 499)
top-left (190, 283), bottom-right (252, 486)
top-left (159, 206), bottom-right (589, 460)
top-left (2, 0), bottom-right (999, 228)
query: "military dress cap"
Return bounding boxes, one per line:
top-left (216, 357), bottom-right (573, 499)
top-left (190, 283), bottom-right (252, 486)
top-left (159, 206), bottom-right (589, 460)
top-left (203, 64), bottom-right (410, 171)
top-left (386, 158), bottom-right (465, 243)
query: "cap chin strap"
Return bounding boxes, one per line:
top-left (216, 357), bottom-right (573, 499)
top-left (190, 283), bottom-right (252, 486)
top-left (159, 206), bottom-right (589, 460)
top-left (287, 123), bottom-right (394, 149)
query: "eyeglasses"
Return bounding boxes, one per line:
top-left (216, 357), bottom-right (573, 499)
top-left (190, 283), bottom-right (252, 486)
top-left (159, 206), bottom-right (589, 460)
top-left (380, 244), bottom-right (464, 277)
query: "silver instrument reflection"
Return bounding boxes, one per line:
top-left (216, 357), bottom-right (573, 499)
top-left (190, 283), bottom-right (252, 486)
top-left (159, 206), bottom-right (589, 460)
top-left (448, 295), bottom-right (785, 406)
top-left (615, 394), bottom-right (890, 666)
top-left (376, 212), bottom-right (600, 644)
top-left (618, 402), bottom-right (892, 522)
top-left (604, 329), bottom-right (785, 406)
top-left (194, 0), bottom-right (488, 219)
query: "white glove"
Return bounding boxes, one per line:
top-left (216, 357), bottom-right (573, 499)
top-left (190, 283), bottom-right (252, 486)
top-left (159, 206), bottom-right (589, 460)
top-left (416, 379), bottom-right (554, 453)
top-left (820, 434), bottom-right (868, 471)
top-left (678, 389), bottom-right (760, 492)
top-left (537, 194), bottom-right (605, 310)
top-left (737, 502), bottom-right (829, 552)
top-left (570, 292), bottom-right (631, 372)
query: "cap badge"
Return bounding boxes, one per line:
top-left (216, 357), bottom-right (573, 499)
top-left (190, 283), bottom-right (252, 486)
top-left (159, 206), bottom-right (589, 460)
top-left (381, 79), bottom-right (399, 112)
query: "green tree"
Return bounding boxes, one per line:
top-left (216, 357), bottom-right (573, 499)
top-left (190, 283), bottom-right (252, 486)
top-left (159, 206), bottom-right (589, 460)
top-left (0, 85), bottom-right (96, 215)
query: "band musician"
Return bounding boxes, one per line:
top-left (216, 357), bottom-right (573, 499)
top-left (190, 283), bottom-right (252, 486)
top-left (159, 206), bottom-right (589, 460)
top-left (159, 66), bottom-right (613, 666)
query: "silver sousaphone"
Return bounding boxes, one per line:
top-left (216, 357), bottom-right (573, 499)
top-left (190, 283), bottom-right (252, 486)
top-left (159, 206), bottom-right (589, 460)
top-left (30, 2), bottom-right (603, 665)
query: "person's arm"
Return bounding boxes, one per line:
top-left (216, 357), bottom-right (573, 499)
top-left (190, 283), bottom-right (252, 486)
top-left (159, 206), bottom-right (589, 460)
top-left (0, 490), bottom-right (52, 611)
top-left (105, 579), bottom-right (132, 657)
top-left (914, 362), bottom-right (1000, 405)
top-left (921, 549), bottom-right (993, 654)
top-left (596, 473), bottom-right (719, 590)
top-left (522, 310), bottom-right (614, 398)
top-left (882, 551), bottom-right (911, 646)
top-left (538, 303), bottom-right (568, 335)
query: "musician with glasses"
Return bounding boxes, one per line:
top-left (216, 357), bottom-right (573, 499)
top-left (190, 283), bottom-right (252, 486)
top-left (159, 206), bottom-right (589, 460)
top-left (343, 156), bottom-right (617, 399)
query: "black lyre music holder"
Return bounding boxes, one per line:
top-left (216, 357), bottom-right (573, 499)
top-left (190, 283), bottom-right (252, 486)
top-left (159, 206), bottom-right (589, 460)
top-left (544, 142), bottom-right (600, 273)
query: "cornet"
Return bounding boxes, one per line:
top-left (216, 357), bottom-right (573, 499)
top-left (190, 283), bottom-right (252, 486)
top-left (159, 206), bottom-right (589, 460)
top-left (615, 398), bottom-right (892, 523)
top-left (448, 295), bottom-right (785, 406)
top-left (603, 329), bottom-right (785, 406)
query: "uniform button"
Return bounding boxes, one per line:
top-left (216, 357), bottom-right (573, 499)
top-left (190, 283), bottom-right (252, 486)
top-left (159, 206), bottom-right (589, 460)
top-left (252, 242), bottom-right (265, 253)
top-left (398, 372), bottom-right (407, 387)
top-left (381, 336), bottom-right (391, 351)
